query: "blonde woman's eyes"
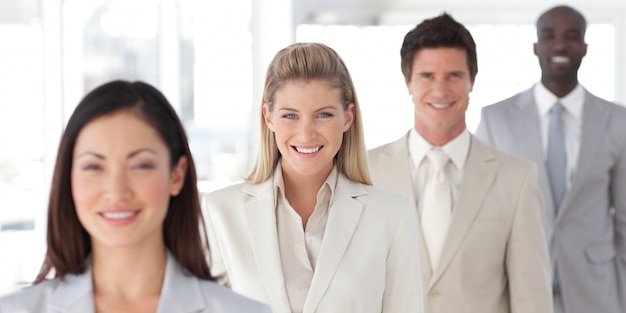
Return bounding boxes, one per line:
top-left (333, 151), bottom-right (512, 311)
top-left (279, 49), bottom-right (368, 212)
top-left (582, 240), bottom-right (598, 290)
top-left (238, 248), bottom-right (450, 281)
top-left (280, 112), bottom-right (333, 119)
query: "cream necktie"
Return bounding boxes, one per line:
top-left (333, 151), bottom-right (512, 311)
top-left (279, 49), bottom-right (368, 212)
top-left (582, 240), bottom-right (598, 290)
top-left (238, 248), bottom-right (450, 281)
top-left (421, 149), bottom-right (452, 269)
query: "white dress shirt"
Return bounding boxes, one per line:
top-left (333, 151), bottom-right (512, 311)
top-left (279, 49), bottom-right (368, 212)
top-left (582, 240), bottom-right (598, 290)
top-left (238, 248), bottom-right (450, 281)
top-left (408, 129), bottom-right (470, 216)
top-left (273, 163), bottom-right (336, 313)
top-left (534, 82), bottom-right (583, 189)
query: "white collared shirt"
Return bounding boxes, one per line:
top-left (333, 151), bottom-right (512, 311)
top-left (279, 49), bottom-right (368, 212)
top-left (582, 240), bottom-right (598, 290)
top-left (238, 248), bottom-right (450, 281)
top-left (408, 129), bottom-right (471, 216)
top-left (534, 83), bottom-right (583, 188)
top-left (273, 163), bottom-right (336, 313)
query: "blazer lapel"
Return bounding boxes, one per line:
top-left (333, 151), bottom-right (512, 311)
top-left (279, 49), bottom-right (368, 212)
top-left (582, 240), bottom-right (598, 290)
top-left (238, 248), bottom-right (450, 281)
top-left (243, 181), bottom-right (292, 313)
top-left (377, 133), bottom-right (433, 282)
top-left (377, 132), bottom-right (417, 208)
top-left (157, 252), bottom-right (205, 313)
top-left (510, 89), bottom-right (545, 169)
top-left (48, 263), bottom-right (95, 312)
top-left (302, 174), bottom-right (365, 313)
top-left (418, 219), bottom-right (434, 284)
top-left (557, 92), bottom-right (610, 220)
top-left (511, 90), bottom-right (556, 222)
top-left (428, 137), bottom-right (499, 288)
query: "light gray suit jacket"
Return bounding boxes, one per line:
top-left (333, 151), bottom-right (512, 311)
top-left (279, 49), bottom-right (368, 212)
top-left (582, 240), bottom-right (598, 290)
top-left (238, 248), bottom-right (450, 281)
top-left (0, 252), bottom-right (271, 313)
top-left (368, 134), bottom-right (552, 313)
top-left (203, 172), bottom-right (423, 313)
top-left (475, 87), bottom-right (626, 313)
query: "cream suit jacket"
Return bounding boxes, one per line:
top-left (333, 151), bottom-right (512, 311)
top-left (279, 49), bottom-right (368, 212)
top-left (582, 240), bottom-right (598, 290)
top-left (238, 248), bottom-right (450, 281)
top-left (0, 251), bottom-right (271, 313)
top-left (476, 87), bottom-right (626, 313)
top-left (368, 134), bottom-right (552, 313)
top-left (203, 172), bottom-right (423, 313)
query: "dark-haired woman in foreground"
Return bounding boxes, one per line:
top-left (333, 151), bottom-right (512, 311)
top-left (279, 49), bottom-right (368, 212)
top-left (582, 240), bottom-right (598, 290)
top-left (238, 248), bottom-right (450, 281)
top-left (0, 80), bottom-right (270, 313)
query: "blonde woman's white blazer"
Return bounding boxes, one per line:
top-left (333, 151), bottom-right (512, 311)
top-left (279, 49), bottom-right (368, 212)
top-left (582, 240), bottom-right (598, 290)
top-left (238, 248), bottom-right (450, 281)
top-left (203, 172), bottom-right (423, 313)
top-left (0, 252), bottom-right (271, 313)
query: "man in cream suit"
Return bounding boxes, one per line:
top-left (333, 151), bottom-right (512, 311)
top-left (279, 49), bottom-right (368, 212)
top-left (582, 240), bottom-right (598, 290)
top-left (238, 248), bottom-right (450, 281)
top-left (368, 13), bottom-right (552, 313)
top-left (476, 5), bottom-right (626, 313)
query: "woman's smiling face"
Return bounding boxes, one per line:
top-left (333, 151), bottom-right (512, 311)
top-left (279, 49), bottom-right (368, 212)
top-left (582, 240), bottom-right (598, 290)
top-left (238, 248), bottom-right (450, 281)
top-left (263, 79), bottom-right (354, 181)
top-left (71, 110), bottom-right (186, 250)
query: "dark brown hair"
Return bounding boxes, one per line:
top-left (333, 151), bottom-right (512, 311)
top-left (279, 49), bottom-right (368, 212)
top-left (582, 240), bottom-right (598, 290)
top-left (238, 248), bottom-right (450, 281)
top-left (400, 12), bottom-right (478, 82)
top-left (35, 80), bottom-right (213, 283)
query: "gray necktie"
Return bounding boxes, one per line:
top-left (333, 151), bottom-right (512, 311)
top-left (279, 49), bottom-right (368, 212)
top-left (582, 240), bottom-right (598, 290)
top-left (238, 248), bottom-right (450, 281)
top-left (546, 102), bottom-right (567, 213)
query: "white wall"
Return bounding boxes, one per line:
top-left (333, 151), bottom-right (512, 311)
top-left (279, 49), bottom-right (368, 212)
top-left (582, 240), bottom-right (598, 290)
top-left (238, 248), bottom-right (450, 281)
top-left (291, 0), bottom-right (626, 104)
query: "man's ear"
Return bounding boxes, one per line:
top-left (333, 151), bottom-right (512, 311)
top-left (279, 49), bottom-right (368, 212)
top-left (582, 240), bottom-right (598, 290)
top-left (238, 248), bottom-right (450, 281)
top-left (170, 156), bottom-right (188, 196)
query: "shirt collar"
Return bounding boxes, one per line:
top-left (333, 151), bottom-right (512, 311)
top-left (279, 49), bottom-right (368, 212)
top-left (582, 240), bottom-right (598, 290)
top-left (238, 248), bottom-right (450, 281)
top-left (534, 82), bottom-right (584, 120)
top-left (409, 128), bottom-right (470, 171)
top-left (272, 160), bottom-right (338, 205)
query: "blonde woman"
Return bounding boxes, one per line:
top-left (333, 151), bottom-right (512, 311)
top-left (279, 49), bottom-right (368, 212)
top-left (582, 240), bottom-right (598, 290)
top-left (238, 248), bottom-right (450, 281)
top-left (203, 43), bottom-right (423, 313)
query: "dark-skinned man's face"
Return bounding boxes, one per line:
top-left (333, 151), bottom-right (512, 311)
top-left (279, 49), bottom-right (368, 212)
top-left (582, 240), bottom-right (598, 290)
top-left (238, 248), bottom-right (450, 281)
top-left (533, 8), bottom-right (588, 84)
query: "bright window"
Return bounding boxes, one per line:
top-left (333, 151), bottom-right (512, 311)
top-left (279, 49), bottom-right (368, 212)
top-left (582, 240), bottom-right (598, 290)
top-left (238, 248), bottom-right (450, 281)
top-left (0, 0), bottom-right (46, 295)
top-left (0, 0), bottom-right (254, 295)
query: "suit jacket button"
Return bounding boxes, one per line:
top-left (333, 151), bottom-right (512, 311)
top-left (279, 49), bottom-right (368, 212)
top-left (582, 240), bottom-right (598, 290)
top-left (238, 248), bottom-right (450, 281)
top-left (428, 289), bottom-right (440, 298)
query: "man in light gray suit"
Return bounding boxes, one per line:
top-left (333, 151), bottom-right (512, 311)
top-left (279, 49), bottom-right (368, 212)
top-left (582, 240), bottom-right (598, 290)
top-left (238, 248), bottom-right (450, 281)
top-left (475, 5), bottom-right (626, 313)
top-left (368, 13), bottom-right (552, 313)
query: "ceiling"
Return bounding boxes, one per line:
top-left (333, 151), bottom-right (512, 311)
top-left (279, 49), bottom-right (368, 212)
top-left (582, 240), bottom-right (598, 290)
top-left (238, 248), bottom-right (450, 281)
top-left (293, 0), bottom-right (626, 25)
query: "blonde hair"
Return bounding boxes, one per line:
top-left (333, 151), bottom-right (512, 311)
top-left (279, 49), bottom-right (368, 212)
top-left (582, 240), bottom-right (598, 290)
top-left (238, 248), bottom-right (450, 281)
top-left (246, 42), bottom-right (371, 185)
